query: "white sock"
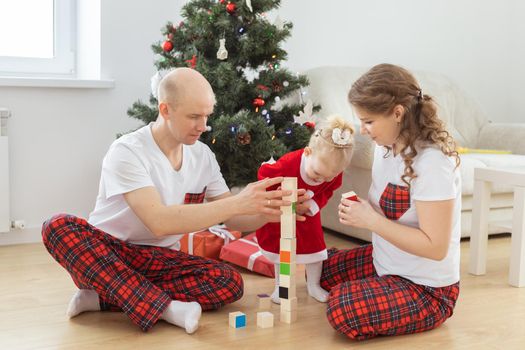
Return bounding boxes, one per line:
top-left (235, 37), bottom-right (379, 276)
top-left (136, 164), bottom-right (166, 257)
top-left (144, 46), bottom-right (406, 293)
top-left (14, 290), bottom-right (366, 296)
top-left (160, 300), bottom-right (202, 334)
top-left (305, 262), bottom-right (329, 303)
top-left (270, 263), bottom-right (281, 304)
top-left (66, 289), bottom-right (101, 318)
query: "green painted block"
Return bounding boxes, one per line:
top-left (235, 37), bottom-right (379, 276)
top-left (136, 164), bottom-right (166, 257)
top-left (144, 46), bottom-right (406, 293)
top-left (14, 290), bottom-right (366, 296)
top-left (280, 263), bottom-right (290, 275)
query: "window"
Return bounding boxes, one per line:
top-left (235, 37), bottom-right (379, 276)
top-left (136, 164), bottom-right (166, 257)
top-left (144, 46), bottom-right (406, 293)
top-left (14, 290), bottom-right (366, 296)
top-left (0, 0), bottom-right (76, 77)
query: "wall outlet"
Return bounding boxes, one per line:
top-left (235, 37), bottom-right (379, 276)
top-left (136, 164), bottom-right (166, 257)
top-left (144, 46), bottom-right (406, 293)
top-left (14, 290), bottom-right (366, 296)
top-left (11, 220), bottom-right (26, 230)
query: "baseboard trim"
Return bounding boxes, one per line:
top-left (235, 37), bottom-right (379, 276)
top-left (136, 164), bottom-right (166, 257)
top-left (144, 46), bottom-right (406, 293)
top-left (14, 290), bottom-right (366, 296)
top-left (0, 227), bottom-right (42, 246)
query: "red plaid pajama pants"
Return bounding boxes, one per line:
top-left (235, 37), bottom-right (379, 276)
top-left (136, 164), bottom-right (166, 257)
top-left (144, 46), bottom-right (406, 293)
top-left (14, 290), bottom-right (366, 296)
top-left (321, 245), bottom-right (459, 340)
top-left (42, 214), bottom-right (243, 331)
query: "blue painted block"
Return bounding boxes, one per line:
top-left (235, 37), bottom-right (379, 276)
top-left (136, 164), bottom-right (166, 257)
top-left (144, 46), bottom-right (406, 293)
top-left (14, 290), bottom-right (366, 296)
top-left (236, 314), bottom-right (246, 328)
top-left (229, 311), bottom-right (246, 328)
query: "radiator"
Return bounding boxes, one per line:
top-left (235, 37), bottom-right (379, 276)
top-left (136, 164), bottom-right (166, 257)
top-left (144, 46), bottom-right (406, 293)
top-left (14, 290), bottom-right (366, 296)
top-left (0, 108), bottom-right (10, 232)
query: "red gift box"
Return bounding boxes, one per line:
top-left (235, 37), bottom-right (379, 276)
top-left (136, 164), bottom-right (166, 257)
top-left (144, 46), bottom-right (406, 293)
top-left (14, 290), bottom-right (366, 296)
top-left (219, 232), bottom-right (275, 278)
top-left (180, 225), bottom-right (241, 260)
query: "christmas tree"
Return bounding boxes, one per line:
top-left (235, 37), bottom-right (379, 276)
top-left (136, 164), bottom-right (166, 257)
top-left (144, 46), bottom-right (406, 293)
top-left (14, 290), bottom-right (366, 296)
top-left (127, 0), bottom-right (319, 187)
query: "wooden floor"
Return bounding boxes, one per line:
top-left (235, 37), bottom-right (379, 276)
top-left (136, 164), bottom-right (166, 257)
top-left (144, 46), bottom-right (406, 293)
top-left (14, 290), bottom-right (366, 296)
top-left (1, 232), bottom-right (524, 350)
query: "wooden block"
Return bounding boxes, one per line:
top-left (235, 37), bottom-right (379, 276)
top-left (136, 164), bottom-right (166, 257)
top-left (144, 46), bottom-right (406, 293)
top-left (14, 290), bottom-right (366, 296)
top-left (280, 250), bottom-right (297, 264)
top-left (280, 274), bottom-right (291, 287)
top-left (280, 309), bottom-right (297, 324)
top-left (257, 311), bottom-right (274, 328)
top-left (279, 262), bottom-right (296, 276)
top-left (341, 190), bottom-right (359, 202)
top-left (281, 205), bottom-right (293, 216)
top-left (257, 293), bottom-right (271, 310)
top-left (282, 177), bottom-right (297, 202)
top-left (278, 284), bottom-right (296, 300)
top-left (280, 238), bottom-right (296, 252)
top-left (280, 250), bottom-right (291, 263)
top-left (280, 213), bottom-right (296, 238)
top-left (281, 297), bottom-right (297, 312)
top-left (229, 311), bottom-right (246, 328)
top-left (279, 272), bottom-right (297, 288)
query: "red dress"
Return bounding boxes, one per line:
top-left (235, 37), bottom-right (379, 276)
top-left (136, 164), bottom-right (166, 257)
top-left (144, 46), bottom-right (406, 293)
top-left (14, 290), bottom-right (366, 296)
top-left (256, 149), bottom-right (343, 264)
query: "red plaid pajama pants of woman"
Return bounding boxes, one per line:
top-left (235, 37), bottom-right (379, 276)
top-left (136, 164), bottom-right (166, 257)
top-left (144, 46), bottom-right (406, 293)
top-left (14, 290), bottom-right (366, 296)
top-left (42, 214), bottom-right (243, 331)
top-left (320, 245), bottom-right (459, 340)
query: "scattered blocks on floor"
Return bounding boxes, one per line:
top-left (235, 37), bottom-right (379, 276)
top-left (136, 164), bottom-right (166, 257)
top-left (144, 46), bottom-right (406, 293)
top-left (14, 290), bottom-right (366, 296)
top-left (229, 311), bottom-right (246, 329)
top-left (256, 311), bottom-right (274, 328)
top-left (257, 293), bottom-right (271, 310)
top-left (280, 309), bottom-right (297, 324)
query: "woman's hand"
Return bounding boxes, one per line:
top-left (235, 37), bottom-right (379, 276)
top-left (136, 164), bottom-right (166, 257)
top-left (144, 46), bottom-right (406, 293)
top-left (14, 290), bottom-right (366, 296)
top-left (338, 197), bottom-right (381, 230)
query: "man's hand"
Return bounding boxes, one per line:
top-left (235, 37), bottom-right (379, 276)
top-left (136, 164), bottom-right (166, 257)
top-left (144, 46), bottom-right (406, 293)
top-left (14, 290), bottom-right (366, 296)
top-left (233, 177), bottom-right (292, 217)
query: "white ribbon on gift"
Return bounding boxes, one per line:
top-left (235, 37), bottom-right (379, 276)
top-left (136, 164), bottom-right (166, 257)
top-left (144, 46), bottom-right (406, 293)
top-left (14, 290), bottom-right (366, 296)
top-left (187, 224), bottom-right (238, 254)
top-left (239, 237), bottom-right (262, 271)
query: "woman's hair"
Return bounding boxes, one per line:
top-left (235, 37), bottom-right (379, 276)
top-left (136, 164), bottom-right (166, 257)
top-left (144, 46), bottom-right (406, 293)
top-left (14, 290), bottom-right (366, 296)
top-left (348, 63), bottom-right (460, 186)
top-left (308, 115), bottom-right (355, 169)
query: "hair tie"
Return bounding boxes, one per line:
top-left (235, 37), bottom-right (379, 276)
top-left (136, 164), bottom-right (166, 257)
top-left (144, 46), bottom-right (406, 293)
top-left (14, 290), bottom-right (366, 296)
top-left (417, 89), bottom-right (423, 101)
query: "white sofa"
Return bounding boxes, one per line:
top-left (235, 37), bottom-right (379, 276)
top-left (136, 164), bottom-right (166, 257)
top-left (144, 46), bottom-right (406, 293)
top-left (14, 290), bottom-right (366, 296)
top-left (297, 66), bottom-right (525, 241)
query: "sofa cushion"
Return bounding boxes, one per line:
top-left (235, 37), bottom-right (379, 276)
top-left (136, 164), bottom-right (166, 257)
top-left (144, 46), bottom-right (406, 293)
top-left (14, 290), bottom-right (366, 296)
top-left (460, 154), bottom-right (525, 195)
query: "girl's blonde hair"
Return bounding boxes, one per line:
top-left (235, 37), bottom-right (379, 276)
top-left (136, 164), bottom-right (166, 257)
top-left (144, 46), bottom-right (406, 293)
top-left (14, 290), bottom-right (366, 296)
top-left (308, 115), bottom-right (355, 168)
top-left (348, 63), bottom-right (460, 187)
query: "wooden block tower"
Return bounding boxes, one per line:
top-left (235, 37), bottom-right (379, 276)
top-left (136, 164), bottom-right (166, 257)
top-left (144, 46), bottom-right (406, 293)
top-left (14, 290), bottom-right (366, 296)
top-left (279, 177), bottom-right (297, 323)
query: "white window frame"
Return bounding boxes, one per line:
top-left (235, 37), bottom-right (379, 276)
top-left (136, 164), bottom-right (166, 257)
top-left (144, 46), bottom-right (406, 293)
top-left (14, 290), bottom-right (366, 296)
top-left (0, 0), bottom-right (76, 77)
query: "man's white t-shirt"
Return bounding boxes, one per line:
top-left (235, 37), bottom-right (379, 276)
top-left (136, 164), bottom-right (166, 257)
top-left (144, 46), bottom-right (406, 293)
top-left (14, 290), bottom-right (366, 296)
top-left (369, 144), bottom-right (461, 287)
top-left (88, 123), bottom-right (229, 248)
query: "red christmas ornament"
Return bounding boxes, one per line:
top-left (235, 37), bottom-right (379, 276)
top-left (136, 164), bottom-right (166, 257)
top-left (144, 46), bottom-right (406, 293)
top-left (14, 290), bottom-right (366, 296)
top-left (252, 97), bottom-right (265, 107)
top-left (186, 54), bottom-right (197, 69)
top-left (304, 121), bottom-right (316, 129)
top-left (219, 0), bottom-right (227, 3)
top-left (162, 40), bottom-right (174, 52)
top-left (226, 2), bottom-right (236, 14)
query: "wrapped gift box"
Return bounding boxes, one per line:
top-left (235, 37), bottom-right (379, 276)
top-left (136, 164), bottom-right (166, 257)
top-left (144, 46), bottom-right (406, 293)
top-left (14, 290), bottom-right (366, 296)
top-left (219, 233), bottom-right (275, 278)
top-left (180, 225), bottom-right (241, 260)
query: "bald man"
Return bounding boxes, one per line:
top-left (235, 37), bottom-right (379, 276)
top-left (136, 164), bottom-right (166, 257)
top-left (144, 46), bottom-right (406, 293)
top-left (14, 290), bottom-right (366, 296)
top-left (42, 68), bottom-right (308, 334)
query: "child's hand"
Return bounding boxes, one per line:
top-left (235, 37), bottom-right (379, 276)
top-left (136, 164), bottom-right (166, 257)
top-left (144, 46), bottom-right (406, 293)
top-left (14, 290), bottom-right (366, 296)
top-left (338, 197), bottom-right (380, 230)
top-left (295, 188), bottom-right (310, 219)
top-left (261, 188), bottom-right (309, 223)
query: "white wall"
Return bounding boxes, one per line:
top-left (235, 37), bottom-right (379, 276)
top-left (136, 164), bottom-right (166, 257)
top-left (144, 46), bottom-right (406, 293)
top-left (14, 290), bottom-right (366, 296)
top-left (0, 0), bottom-right (523, 244)
top-left (277, 0), bottom-right (523, 123)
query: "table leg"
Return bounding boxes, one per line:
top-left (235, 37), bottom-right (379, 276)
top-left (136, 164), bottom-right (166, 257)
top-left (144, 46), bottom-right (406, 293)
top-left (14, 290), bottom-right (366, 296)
top-left (509, 186), bottom-right (525, 287)
top-left (469, 179), bottom-right (491, 275)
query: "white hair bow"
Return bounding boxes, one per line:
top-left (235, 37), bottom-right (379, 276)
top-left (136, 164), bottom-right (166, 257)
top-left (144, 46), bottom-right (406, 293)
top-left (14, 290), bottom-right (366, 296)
top-left (331, 128), bottom-right (351, 146)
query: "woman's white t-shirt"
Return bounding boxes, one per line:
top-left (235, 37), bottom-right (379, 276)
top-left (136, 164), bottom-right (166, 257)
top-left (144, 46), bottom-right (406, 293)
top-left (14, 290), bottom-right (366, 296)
top-left (88, 123), bottom-right (229, 248)
top-left (369, 145), bottom-right (461, 287)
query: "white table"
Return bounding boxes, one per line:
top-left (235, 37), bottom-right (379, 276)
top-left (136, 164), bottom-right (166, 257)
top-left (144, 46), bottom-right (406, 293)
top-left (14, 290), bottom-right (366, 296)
top-left (469, 167), bottom-right (525, 287)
